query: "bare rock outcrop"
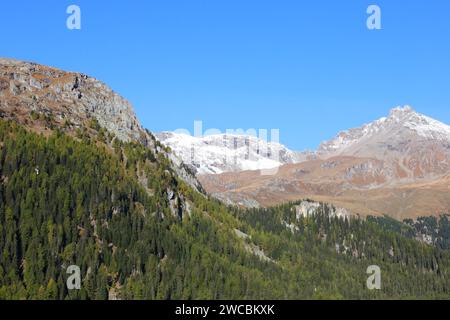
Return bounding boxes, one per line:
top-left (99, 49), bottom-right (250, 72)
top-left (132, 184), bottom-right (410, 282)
top-left (0, 58), bottom-right (204, 193)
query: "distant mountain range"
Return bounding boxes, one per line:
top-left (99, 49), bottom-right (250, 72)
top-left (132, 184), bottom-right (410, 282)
top-left (156, 131), bottom-right (309, 175)
top-left (1, 58), bottom-right (450, 300)
top-left (160, 106), bottom-right (450, 177)
top-left (159, 106), bottom-right (450, 219)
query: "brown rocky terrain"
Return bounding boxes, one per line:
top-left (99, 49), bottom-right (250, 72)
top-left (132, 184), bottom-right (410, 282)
top-left (4, 58), bottom-right (448, 220)
top-left (199, 157), bottom-right (450, 220)
top-left (199, 107), bottom-right (450, 220)
top-left (0, 58), bottom-right (144, 142)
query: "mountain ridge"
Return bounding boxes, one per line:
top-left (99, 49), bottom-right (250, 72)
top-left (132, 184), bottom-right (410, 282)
top-left (198, 106), bottom-right (450, 219)
top-left (2, 57), bottom-right (449, 220)
top-left (157, 106), bottom-right (450, 179)
top-left (0, 57), bottom-right (204, 193)
top-left (0, 57), bottom-right (144, 142)
top-left (1, 58), bottom-right (450, 300)
top-left (318, 105), bottom-right (450, 158)
top-left (156, 131), bottom-right (306, 175)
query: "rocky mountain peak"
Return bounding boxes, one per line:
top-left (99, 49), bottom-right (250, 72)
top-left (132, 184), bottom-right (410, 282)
top-left (0, 58), bottom-right (204, 193)
top-left (0, 58), bottom-right (144, 142)
top-left (318, 105), bottom-right (450, 156)
top-left (389, 105), bottom-right (414, 118)
top-left (156, 131), bottom-right (301, 175)
top-left (199, 106), bottom-right (450, 218)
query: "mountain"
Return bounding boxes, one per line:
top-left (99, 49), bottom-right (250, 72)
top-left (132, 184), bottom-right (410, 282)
top-left (318, 106), bottom-right (450, 179)
top-left (157, 131), bottom-right (305, 175)
top-left (0, 58), bottom-right (203, 193)
top-left (159, 105), bottom-right (450, 180)
top-left (0, 58), bottom-right (143, 142)
top-left (319, 106), bottom-right (450, 155)
top-left (1, 58), bottom-right (450, 300)
top-left (199, 106), bottom-right (450, 219)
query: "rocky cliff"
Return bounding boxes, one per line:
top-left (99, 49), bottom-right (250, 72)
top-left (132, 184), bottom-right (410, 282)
top-left (0, 58), bottom-right (204, 193)
top-left (0, 58), bottom-right (144, 142)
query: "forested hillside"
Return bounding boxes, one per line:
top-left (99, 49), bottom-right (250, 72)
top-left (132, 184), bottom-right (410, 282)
top-left (0, 118), bottom-right (449, 300)
top-left (369, 215), bottom-right (450, 250)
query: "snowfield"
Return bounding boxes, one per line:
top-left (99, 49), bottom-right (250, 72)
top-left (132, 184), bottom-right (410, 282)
top-left (156, 132), bottom-right (300, 174)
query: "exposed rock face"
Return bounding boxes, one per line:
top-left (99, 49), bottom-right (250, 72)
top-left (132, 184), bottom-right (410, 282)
top-left (0, 58), bottom-right (143, 142)
top-left (164, 148), bottom-right (205, 193)
top-left (0, 58), bottom-right (204, 194)
top-left (199, 106), bottom-right (450, 219)
top-left (295, 201), bottom-right (352, 219)
top-left (319, 106), bottom-right (450, 155)
top-left (317, 106), bottom-right (450, 180)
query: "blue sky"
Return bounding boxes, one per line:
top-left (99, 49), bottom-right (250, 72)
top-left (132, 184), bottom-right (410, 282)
top-left (1, 0), bottom-right (449, 150)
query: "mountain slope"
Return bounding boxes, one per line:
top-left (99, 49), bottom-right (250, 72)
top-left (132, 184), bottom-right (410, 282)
top-left (156, 132), bottom-right (304, 175)
top-left (318, 106), bottom-right (450, 180)
top-left (200, 106), bottom-right (450, 219)
top-left (1, 59), bottom-right (450, 300)
top-left (0, 58), bottom-right (143, 142)
top-left (320, 106), bottom-right (450, 156)
top-left (0, 58), bottom-right (203, 193)
top-left (1, 119), bottom-right (449, 299)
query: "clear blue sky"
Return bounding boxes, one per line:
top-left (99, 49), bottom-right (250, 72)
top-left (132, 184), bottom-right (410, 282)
top-left (1, 0), bottom-right (449, 150)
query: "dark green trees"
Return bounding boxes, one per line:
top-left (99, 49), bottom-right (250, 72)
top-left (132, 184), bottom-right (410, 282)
top-left (0, 119), bottom-right (449, 300)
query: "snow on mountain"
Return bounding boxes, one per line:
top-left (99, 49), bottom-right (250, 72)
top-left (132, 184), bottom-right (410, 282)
top-left (158, 106), bottom-right (450, 177)
top-left (318, 105), bottom-right (450, 157)
top-left (198, 106), bottom-right (450, 218)
top-left (398, 107), bottom-right (450, 141)
top-left (156, 132), bottom-right (301, 175)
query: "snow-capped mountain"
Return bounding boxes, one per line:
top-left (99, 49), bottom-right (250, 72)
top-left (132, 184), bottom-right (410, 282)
top-left (317, 105), bottom-right (450, 179)
top-left (319, 105), bottom-right (450, 157)
top-left (158, 106), bottom-right (450, 179)
top-left (157, 132), bottom-right (302, 175)
top-left (198, 106), bottom-right (450, 219)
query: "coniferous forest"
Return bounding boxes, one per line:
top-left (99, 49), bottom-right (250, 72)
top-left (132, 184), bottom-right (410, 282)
top-left (0, 118), bottom-right (449, 300)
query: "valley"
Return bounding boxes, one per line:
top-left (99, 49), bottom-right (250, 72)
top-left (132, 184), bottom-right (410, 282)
top-left (0, 58), bottom-right (449, 300)
top-left (181, 107), bottom-right (450, 220)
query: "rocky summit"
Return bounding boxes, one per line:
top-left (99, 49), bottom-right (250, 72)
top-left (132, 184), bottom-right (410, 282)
top-left (0, 58), bottom-right (143, 143)
top-left (0, 58), bottom-right (203, 193)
